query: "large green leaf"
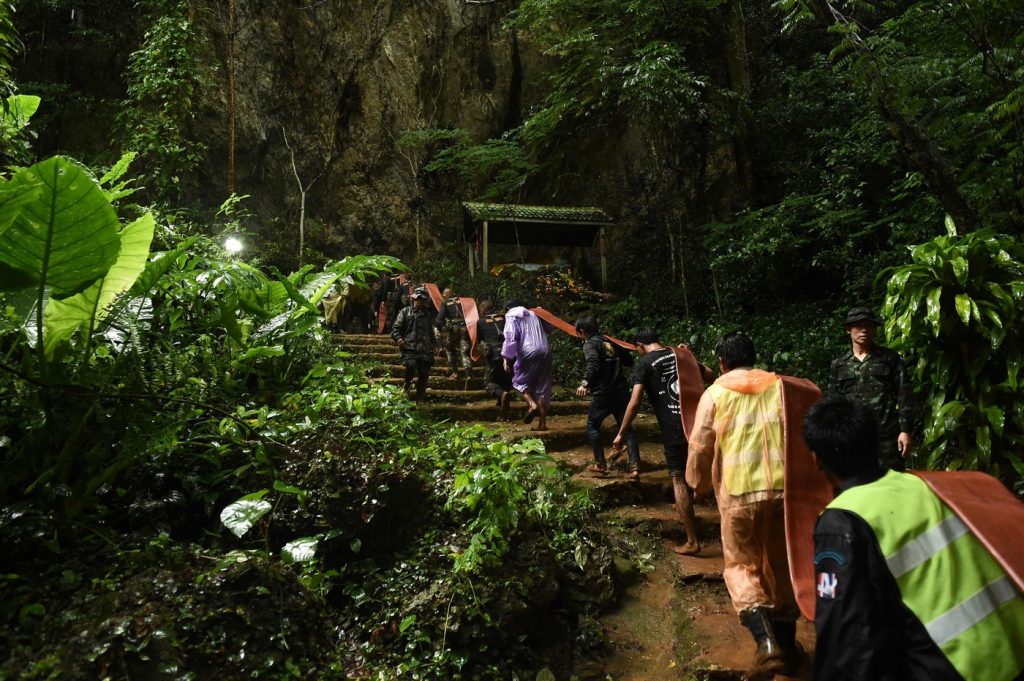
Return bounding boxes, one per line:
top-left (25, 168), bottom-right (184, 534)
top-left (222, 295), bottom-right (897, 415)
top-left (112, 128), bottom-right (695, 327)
top-left (132, 237), bottom-right (197, 295)
top-left (0, 179), bottom-right (42, 237)
top-left (42, 214), bottom-right (155, 358)
top-left (0, 157), bottom-right (121, 296)
top-left (0, 95), bottom-right (41, 137)
top-left (220, 496), bottom-right (272, 538)
top-left (281, 536), bottom-right (319, 563)
top-left (954, 292), bottom-right (972, 325)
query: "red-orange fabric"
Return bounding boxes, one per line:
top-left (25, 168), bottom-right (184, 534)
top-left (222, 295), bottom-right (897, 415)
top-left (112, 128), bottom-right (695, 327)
top-left (376, 274), bottom-right (406, 333)
top-left (913, 470), bottom-right (1024, 592)
top-left (460, 296), bottom-right (480, 361)
top-left (414, 292), bottom-right (640, 364)
top-left (670, 346), bottom-right (704, 439)
top-left (529, 307), bottom-right (636, 350)
top-left (779, 375), bottom-right (829, 621)
top-left (423, 283), bottom-right (443, 312)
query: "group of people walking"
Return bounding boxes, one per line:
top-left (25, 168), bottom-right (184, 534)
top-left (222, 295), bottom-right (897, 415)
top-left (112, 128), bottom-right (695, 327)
top-left (383, 282), bottom-right (1023, 681)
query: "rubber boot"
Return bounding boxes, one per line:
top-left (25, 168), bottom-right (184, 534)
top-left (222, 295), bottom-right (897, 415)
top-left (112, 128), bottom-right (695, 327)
top-left (773, 619), bottom-right (804, 674)
top-left (740, 607), bottom-right (787, 676)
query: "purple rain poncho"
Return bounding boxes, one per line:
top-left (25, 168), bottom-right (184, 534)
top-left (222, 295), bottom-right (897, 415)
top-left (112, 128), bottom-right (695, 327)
top-left (501, 307), bottom-right (553, 407)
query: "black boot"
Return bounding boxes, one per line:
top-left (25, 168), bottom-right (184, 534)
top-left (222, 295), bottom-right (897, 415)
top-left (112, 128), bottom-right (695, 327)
top-left (773, 619), bottom-right (804, 673)
top-left (740, 607), bottom-right (786, 675)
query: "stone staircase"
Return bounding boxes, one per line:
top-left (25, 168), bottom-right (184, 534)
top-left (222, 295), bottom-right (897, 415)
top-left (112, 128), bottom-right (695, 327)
top-left (332, 331), bottom-right (813, 680)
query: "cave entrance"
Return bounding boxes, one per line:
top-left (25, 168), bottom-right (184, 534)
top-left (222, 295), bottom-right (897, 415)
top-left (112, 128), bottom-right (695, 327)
top-left (461, 202), bottom-right (615, 291)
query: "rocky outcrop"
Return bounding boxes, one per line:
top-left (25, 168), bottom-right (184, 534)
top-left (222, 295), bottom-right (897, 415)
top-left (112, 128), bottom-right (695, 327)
top-left (196, 0), bottom-right (533, 263)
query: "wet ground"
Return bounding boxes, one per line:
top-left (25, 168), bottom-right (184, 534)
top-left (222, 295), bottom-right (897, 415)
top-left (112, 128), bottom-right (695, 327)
top-left (341, 333), bottom-right (815, 680)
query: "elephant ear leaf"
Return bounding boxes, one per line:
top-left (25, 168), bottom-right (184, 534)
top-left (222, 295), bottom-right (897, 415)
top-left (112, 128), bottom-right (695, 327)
top-left (0, 177), bottom-right (42, 237)
top-left (43, 213), bottom-right (155, 358)
top-left (0, 156), bottom-right (121, 296)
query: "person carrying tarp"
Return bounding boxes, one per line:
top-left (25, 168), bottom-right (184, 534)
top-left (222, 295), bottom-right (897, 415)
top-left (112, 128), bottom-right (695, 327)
top-left (391, 287), bottom-right (437, 402)
top-left (613, 327), bottom-right (713, 554)
top-left (435, 287), bottom-right (474, 380)
top-left (573, 315), bottom-right (640, 478)
top-left (501, 300), bottom-right (552, 431)
top-left (476, 300), bottom-right (513, 420)
top-left (376, 274), bottom-right (408, 332)
top-left (803, 396), bottom-right (1024, 681)
top-left (687, 331), bottom-right (815, 677)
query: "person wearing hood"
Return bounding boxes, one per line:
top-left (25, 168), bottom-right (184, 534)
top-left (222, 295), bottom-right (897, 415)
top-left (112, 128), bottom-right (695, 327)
top-left (687, 331), bottom-right (804, 677)
top-left (391, 287), bottom-right (438, 402)
top-left (501, 300), bottom-right (552, 431)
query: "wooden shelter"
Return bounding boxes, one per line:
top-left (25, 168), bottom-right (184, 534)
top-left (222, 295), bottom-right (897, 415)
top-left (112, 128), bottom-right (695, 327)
top-left (461, 202), bottom-right (615, 290)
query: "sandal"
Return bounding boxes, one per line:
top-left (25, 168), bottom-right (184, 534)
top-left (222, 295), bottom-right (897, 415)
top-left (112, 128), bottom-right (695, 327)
top-left (523, 408), bottom-right (538, 424)
top-left (628, 469), bottom-right (640, 482)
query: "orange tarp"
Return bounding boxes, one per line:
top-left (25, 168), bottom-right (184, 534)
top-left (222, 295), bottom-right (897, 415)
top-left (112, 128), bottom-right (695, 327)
top-left (779, 376), bottom-right (828, 621)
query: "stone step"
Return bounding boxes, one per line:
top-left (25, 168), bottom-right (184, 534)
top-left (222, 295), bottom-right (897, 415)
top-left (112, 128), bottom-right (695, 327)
top-left (398, 388), bottom-right (507, 404)
top-left (374, 376), bottom-right (487, 391)
top-left (499, 414), bottom-right (664, 451)
top-left (336, 340), bottom-right (397, 352)
top-left (331, 333), bottom-right (390, 342)
top-left (367, 365), bottom-right (471, 378)
top-left (357, 352), bottom-right (465, 368)
top-left (420, 400), bottom-right (593, 421)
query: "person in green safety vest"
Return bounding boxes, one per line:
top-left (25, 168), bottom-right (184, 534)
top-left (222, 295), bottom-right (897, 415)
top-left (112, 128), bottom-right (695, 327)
top-left (802, 396), bottom-right (1024, 681)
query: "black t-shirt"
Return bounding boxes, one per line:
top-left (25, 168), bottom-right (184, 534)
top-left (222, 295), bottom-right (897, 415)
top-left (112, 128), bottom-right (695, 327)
top-left (631, 348), bottom-right (685, 446)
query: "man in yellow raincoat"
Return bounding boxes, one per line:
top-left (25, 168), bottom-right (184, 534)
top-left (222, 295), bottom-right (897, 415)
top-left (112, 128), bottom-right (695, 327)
top-left (687, 331), bottom-right (803, 676)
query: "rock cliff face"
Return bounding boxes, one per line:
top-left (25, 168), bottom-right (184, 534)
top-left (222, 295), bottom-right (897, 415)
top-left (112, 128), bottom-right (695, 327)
top-left (16, 0), bottom-right (742, 285)
top-left (197, 0), bottom-right (535, 263)
top-left (197, 0), bottom-right (740, 276)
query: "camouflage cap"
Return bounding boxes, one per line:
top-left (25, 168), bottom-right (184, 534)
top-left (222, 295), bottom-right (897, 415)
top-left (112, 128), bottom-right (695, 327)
top-left (412, 287), bottom-right (429, 300)
top-left (843, 306), bottom-right (881, 327)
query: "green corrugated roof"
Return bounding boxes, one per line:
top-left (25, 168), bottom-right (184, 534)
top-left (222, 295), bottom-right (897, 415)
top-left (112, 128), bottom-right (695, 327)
top-left (463, 202), bottom-right (613, 224)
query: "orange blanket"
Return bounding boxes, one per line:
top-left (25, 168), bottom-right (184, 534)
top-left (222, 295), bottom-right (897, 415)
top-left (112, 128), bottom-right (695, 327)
top-left (913, 470), bottom-right (1024, 592)
top-left (670, 346), bottom-right (705, 439)
top-left (779, 375), bottom-right (828, 621)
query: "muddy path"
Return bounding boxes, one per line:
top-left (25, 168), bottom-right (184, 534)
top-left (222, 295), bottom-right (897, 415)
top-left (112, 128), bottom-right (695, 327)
top-left (341, 333), bottom-right (815, 680)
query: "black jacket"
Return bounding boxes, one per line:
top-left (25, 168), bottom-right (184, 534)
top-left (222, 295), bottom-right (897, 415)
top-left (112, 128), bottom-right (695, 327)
top-left (813, 496), bottom-right (963, 681)
top-left (391, 305), bottom-right (436, 357)
top-left (581, 335), bottom-right (628, 396)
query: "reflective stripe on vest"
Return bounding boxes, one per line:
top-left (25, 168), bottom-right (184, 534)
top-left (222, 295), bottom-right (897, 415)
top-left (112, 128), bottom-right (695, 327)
top-left (828, 471), bottom-right (1024, 681)
top-left (708, 380), bottom-right (785, 496)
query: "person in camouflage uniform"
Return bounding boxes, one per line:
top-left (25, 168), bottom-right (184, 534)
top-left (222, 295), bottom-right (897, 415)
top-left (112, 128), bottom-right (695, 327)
top-left (391, 287), bottom-right (437, 402)
top-left (827, 307), bottom-right (914, 470)
top-left (435, 287), bottom-right (474, 380)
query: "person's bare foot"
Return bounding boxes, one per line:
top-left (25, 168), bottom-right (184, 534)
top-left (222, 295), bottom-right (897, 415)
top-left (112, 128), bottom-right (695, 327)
top-left (671, 542), bottom-right (701, 556)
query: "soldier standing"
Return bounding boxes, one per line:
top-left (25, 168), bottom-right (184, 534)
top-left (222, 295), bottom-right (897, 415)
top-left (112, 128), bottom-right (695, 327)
top-left (827, 307), bottom-right (914, 470)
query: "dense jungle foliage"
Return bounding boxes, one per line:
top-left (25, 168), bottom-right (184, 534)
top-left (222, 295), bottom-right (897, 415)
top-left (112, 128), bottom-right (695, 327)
top-left (2, 0), bottom-right (1023, 677)
top-left (0, 148), bottom-right (632, 678)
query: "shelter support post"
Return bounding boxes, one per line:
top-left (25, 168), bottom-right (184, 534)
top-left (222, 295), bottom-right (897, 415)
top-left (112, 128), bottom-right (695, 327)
top-left (468, 242), bottom-right (475, 277)
top-left (600, 227), bottom-right (608, 291)
top-left (483, 220), bottom-right (489, 274)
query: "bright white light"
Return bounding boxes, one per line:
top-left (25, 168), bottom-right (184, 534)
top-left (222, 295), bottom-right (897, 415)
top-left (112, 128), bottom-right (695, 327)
top-left (224, 236), bottom-right (243, 253)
